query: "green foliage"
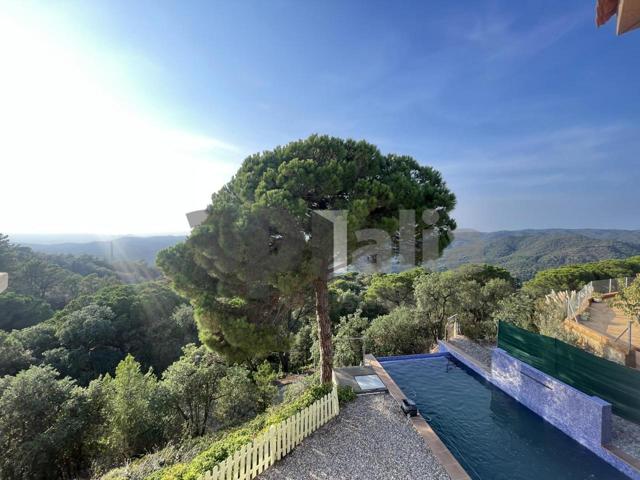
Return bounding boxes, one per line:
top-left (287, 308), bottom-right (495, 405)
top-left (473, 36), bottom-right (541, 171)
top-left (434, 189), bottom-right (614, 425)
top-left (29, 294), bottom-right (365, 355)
top-left (0, 366), bottom-right (94, 479)
top-left (98, 355), bottom-right (166, 463)
top-left (253, 361), bottom-right (278, 411)
top-left (57, 304), bottom-right (117, 349)
top-left (613, 274), bottom-right (640, 322)
top-left (145, 382), bottom-right (332, 480)
top-left (333, 310), bottom-right (370, 367)
top-left (494, 291), bottom-right (577, 344)
top-left (162, 344), bottom-right (226, 437)
top-left (0, 330), bottom-right (33, 376)
top-left (364, 268), bottom-right (426, 311)
top-left (11, 322), bottom-right (58, 358)
top-left (414, 269), bottom-right (460, 343)
top-left (0, 234), bottom-right (125, 311)
top-left (159, 135), bottom-right (456, 384)
top-left (493, 290), bottom-right (539, 331)
top-left (337, 385), bottom-right (357, 403)
top-left (214, 366), bottom-right (259, 427)
top-left (0, 292), bottom-right (53, 331)
top-left (437, 230), bottom-right (640, 281)
top-left (413, 264), bottom-right (515, 342)
top-left (289, 324), bottom-right (314, 371)
top-left (456, 277), bottom-right (515, 339)
top-left (525, 256), bottom-right (640, 296)
top-left (365, 307), bottom-right (430, 356)
top-left (43, 283), bottom-right (189, 383)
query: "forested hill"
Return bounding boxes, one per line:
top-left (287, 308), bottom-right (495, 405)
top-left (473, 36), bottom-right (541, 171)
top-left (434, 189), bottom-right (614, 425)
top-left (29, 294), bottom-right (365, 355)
top-left (25, 235), bottom-right (186, 266)
top-left (436, 229), bottom-right (640, 280)
top-left (18, 230), bottom-right (640, 280)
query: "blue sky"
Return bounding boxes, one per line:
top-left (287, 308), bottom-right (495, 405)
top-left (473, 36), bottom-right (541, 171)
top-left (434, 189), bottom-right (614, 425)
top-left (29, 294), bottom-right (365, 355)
top-left (1, 0), bottom-right (639, 234)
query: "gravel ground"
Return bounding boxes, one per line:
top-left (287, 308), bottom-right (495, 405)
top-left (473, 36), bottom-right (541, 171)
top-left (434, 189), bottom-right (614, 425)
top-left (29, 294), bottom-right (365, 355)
top-left (258, 394), bottom-right (450, 480)
top-left (611, 414), bottom-right (640, 459)
top-left (447, 336), bottom-right (494, 369)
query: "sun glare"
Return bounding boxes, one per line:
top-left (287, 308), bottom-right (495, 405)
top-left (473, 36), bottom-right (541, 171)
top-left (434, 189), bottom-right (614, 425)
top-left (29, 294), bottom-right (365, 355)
top-left (0, 7), bottom-right (238, 235)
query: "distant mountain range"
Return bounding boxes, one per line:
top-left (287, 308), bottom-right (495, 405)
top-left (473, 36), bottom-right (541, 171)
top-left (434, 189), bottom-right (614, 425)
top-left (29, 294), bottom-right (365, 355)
top-left (436, 229), bottom-right (640, 279)
top-left (25, 235), bottom-right (186, 265)
top-left (21, 229), bottom-right (640, 279)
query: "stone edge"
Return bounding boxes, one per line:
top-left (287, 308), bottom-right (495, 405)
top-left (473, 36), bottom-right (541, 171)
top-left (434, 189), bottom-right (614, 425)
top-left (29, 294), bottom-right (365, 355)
top-left (365, 354), bottom-right (471, 480)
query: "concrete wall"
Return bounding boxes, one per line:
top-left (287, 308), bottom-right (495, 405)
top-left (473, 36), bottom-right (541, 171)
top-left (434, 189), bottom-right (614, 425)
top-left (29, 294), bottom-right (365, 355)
top-left (437, 340), bottom-right (491, 381)
top-left (565, 320), bottom-right (636, 367)
top-left (491, 348), bottom-right (612, 448)
top-left (490, 348), bottom-right (640, 479)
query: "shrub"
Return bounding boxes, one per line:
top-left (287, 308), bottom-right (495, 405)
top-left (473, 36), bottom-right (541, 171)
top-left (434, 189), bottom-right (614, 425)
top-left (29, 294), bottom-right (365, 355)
top-left (253, 361), bottom-right (278, 411)
top-left (365, 307), bottom-right (430, 356)
top-left (0, 366), bottom-right (93, 479)
top-left (333, 311), bottom-right (370, 367)
top-left (145, 382), bottom-right (333, 480)
top-left (98, 355), bottom-right (167, 464)
top-left (289, 324), bottom-right (314, 371)
top-left (337, 385), bottom-right (356, 403)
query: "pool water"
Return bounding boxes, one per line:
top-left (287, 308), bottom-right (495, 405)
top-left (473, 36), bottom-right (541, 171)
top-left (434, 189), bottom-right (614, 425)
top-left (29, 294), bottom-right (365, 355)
top-left (382, 355), bottom-right (629, 480)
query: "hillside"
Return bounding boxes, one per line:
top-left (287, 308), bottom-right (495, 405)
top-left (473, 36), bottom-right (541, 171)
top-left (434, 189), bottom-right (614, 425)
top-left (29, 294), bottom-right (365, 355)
top-left (25, 235), bottom-right (186, 266)
top-left (20, 230), bottom-right (640, 280)
top-left (437, 229), bottom-right (640, 280)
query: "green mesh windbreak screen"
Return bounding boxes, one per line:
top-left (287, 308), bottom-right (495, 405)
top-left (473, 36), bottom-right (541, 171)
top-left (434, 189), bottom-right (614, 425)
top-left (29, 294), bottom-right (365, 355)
top-left (497, 321), bottom-right (640, 423)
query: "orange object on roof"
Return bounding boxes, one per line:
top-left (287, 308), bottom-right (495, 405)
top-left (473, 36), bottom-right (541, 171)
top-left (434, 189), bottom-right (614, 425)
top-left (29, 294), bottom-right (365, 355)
top-left (596, 0), bottom-right (619, 26)
top-left (596, 0), bottom-right (640, 34)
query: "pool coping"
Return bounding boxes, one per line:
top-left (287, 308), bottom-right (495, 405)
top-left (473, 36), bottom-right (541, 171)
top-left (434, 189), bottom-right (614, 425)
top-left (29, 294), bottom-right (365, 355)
top-left (365, 353), bottom-right (472, 480)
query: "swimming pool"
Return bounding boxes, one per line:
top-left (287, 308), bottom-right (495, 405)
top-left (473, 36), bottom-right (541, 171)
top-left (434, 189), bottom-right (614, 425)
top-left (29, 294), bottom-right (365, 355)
top-left (381, 354), bottom-right (630, 480)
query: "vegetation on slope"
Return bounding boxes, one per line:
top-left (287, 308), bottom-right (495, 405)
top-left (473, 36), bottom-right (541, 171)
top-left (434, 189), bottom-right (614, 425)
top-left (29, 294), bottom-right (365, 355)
top-left (524, 256), bottom-right (640, 295)
top-left (437, 229), bottom-right (640, 280)
top-left (6, 218), bottom-right (640, 480)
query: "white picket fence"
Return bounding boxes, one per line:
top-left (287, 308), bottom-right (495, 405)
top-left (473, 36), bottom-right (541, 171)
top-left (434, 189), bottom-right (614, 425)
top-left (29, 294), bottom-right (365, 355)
top-left (200, 388), bottom-right (340, 480)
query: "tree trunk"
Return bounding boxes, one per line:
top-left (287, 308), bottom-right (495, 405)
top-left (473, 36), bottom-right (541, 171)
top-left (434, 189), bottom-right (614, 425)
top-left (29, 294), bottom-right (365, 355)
top-left (278, 351), bottom-right (290, 373)
top-left (314, 275), bottom-right (333, 384)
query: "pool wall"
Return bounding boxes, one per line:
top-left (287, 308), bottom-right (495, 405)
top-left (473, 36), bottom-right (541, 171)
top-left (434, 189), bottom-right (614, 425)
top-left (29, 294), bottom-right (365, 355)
top-left (491, 348), bottom-right (612, 447)
top-left (438, 341), bottom-right (640, 480)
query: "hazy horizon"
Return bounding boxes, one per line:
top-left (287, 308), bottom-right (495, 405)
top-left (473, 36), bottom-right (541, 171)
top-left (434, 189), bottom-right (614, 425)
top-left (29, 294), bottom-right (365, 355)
top-left (9, 226), bottom-right (640, 246)
top-left (2, 1), bottom-right (640, 234)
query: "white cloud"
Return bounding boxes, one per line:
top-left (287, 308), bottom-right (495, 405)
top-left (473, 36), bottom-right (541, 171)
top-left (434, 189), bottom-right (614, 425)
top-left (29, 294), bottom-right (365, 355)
top-left (0, 7), bottom-right (240, 234)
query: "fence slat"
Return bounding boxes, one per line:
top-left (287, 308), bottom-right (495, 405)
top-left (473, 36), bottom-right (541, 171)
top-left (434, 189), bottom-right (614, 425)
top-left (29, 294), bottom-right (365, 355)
top-left (198, 388), bottom-right (339, 480)
top-left (210, 465), bottom-right (219, 480)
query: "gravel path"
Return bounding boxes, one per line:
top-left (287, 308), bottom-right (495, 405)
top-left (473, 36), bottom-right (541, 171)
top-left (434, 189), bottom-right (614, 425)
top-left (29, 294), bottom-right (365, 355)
top-left (258, 394), bottom-right (450, 480)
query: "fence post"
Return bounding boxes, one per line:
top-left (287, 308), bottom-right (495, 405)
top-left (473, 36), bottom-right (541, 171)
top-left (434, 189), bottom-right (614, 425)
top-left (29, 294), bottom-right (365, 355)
top-left (609, 278), bottom-right (613, 293)
top-left (629, 321), bottom-right (633, 351)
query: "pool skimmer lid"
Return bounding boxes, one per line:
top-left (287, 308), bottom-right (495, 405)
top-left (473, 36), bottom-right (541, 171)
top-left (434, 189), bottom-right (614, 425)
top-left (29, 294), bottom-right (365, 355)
top-left (353, 374), bottom-right (386, 392)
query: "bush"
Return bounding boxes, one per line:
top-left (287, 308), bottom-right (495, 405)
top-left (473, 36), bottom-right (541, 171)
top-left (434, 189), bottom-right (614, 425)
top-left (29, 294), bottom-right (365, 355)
top-left (288, 324), bottom-right (314, 371)
top-left (365, 307), bottom-right (430, 356)
top-left (214, 366), bottom-right (259, 427)
top-left (333, 311), bottom-right (370, 367)
top-left (97, 355), bottom-right (167, 464)
top-left (145, 382), bottom-right (333, 480)
top-left (337, 385), bottom-right (356, 403)
top-left (0, 366), bottom-right (94, 479)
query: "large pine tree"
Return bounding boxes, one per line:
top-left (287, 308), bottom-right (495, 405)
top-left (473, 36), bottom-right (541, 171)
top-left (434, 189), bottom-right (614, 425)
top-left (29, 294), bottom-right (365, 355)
top-left (159, 135), bottom-right (456, 382)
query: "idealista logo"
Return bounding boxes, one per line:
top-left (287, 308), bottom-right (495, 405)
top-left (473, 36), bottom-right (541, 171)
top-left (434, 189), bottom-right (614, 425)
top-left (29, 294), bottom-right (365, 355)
top-left (186, 207), bottom-right (450, 277)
